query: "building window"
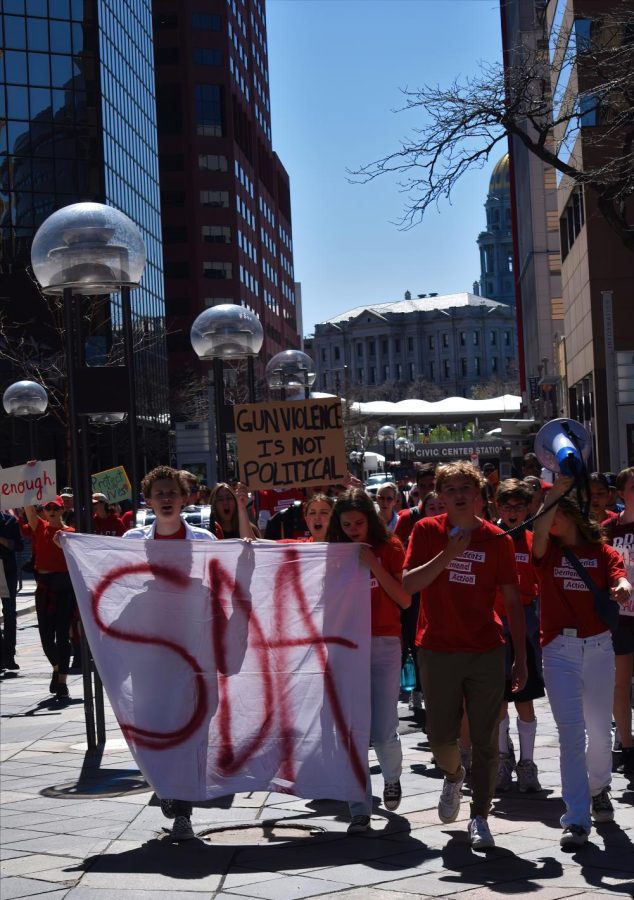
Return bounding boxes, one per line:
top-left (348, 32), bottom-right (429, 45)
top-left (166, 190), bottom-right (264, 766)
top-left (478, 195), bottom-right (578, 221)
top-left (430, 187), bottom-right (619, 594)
top-left (409, 362), bottom-right (415, 380)
top-left (460, 331), bottom-right (466, 346)
top-left (193, 47), bottom-right (223, 65)
top-left (164, 261), bottom-right (189, 279)
top-left (202, 225), bottom-right (231, 243)
top-left (460, 358), bottom-right (467, 376)
top-left (473, 331), bottom-right (480, 346)
top-left (369, 367), bottom-right (376, 384)
top-left (321, 349), bottom-right (326, 362)
top-left (383, 365), bottom-right (389, 381)
top-left (430, 361), bottom-right (435, 380)
top-left (429, 335), bottom-right (435, 350)
top-left (474, 357), bottom-right (481, 375)
top-left (162, 226), bottom-right (187, 243)
top-left (395, 363), bottom-right (402, 380)
top-left (369, 340), bottom-right (376, 357)
top-left (195, 84), bottom-right (223, 136)
top-left (504, 331), bottom-right (510, 346)
top-left (507, 253), bottom-right (513, 272)
top-left (159, 154), bottom-right (184, 171)
top-left (395, 338), bottom-right (401, 353)
top-left (334, 346), bottom-right (340, 361)
top-left (200, 190), bottom-right (229, 207)
top-left (155, 47), bottom-right (180, 64)
top-left (381, 339), bottom-right (388, 355)
top-left (199, 154), bottom-right (228, 171)
top-left (203, 262), bottom-right (232, 280)
top-left (357, 369), bottom-right (363, 383)
top-left (192, 12), bottom-right (221, 30)
top-left (442, 333), bottom-right (449, 349)
top-left (560, 187), bottom-right (586, 260)
top-left (161, 189), bottom-right (185, 206)
top-left (490, 331), bottom-right (497, 345)
top-left (444, 360), bottom-right (451, 378)
top-left (357, 343), bottom-right (363, 358)
top-left (492, 357), bottom-right (498, 373)
top-left (407, 337), bottom-right (414, 352)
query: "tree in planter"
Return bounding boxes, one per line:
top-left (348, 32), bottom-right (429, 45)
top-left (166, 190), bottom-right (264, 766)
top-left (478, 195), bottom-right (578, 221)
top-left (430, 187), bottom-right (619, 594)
top-left (351, 5), bottom-right (634, 250)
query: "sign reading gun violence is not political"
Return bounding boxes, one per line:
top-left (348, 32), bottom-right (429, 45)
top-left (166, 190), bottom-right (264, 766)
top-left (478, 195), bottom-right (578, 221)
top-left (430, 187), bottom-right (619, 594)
top-left (235, 397), bottom-right (347, 490)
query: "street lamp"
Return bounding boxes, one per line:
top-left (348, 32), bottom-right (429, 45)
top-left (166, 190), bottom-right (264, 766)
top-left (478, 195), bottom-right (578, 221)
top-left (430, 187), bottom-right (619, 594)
top-left (3, 380), bottom-right (49, 458)
top-left (378, 425), bottom-right (396, 470)
top-left (265, 349), bottom-right (316, 400)
top-left (31, 201), bottom-right (147, 751)
top-left (190, 304), bottom-right (263, 483)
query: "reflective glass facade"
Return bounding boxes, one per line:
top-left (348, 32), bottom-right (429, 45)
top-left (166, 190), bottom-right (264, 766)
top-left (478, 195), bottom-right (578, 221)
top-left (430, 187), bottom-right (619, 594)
top-left (0, 0), bottom-right (169, 453)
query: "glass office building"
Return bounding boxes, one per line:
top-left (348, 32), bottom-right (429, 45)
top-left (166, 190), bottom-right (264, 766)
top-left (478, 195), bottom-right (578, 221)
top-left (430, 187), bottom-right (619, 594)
top-left (0, 0), bottom-right (169, 465)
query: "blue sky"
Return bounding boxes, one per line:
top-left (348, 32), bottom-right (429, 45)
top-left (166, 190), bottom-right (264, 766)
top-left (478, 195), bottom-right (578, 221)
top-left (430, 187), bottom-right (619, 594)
top-left (266, 0), bottom-right (504, 337)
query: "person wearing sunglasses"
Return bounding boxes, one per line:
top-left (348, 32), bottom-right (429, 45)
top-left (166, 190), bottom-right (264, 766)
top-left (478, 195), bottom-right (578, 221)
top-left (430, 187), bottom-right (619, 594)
top-left (23, 492), bottom-right (76, 703)
top-left (376, 482), bottom-right (400, 533)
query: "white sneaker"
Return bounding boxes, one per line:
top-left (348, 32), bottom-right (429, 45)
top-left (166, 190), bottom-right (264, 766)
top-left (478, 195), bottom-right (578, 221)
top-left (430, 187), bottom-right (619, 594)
top-left (438, 766), bottom-right (465, 823)
top-left (469, 815), bottom-right (495, 850)
top-left (516, 759), bottom-right (542, 793)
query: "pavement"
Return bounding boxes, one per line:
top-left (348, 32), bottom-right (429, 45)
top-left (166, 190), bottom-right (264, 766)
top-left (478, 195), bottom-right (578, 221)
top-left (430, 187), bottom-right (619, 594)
top-left (1, 595), bottom-right (633, 900)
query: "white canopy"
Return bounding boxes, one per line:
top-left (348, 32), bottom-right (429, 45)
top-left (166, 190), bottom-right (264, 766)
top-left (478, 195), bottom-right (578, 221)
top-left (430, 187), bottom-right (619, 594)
top-left (347, 394), bottom-right (521, 419)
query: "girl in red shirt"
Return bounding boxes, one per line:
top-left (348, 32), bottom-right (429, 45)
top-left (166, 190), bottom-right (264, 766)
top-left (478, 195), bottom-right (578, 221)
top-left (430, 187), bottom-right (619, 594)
top-left (326, 488), bottom-right (410, 833)
top-left (533, 475), bottom-right (631, 848)
top-left (25, 497), bottom-right (75, 702)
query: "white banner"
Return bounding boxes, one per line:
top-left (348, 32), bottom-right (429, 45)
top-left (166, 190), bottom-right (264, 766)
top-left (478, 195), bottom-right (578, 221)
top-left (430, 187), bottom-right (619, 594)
top-left (0, 460), bottom-right (57, 510)
top-left (61, 535), bottom-right (371, 802)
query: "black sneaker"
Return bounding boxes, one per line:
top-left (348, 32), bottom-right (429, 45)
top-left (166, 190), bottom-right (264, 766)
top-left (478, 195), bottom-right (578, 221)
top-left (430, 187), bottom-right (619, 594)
top-left (4, 658), bottom-right (19, 671)
top-left (618, 747), bottom-right (634, 776)
top-left (49, 671), bottom-right (59, 694)
top-left (170, 815), bottom-right (195, 841)
top-left (591, 787), bottom-right (614, 823)
top-left (383, 779), bottom-right (402, 811)
top-left (160, 799), bottom-right (177, 820)
top-left (55, 683), bottom-right (70, 702)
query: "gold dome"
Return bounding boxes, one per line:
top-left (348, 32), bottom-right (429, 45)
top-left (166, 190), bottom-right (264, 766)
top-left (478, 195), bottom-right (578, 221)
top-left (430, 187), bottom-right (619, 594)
top-left (489, 153), bottom-right (510, 192)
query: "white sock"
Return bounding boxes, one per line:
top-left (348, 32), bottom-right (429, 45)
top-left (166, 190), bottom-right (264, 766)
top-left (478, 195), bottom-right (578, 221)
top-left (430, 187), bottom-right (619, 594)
top-left (498, 713), bottom-right (510, 754)
top-left (517, 718), bottom-right (537, 762)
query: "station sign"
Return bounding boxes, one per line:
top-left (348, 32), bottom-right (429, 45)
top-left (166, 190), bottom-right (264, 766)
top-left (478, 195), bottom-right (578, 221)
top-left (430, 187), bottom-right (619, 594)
top-left (411, 441), bottom-right (509, 461)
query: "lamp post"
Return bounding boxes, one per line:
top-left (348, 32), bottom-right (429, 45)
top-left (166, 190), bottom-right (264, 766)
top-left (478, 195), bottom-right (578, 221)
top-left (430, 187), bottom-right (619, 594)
top-left (31, 202), bottom-right (147, 750)
top-left (190, 304), bottom-right (263, 484)
top-left (377, 425), bottom-right (396, 471)
top-left (265, 349), bottom-right (316, 400)
top-left (3, 380), bottom-right (49, 459)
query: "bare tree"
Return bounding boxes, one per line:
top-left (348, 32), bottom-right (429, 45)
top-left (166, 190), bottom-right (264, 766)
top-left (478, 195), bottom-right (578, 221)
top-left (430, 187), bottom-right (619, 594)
top-left (351, 3), bottom-right (634, 249)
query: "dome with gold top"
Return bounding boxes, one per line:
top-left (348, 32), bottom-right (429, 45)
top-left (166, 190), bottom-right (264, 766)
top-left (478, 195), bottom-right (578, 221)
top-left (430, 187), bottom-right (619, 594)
top-left (489, 153), bottom-right (510, 193)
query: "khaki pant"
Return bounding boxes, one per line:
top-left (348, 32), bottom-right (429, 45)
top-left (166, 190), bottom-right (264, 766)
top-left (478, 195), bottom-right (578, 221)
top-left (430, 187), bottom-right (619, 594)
top-left (417, 645), bottom-right (505, 818)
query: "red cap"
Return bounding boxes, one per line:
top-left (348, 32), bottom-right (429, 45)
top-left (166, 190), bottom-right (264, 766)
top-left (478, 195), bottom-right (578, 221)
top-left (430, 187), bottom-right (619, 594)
top-left (44, 496), bottom-right (64, 509)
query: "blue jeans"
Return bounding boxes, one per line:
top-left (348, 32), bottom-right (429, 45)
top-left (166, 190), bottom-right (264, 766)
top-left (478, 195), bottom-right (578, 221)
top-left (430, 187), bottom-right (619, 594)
top-left (543, 631), bottom-right (615, 832)
top-left (349, 635), bottom-right (403, 818)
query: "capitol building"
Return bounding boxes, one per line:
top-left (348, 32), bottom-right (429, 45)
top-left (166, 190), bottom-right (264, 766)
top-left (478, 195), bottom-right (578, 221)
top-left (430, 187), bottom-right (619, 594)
top-left (312, 155), bottom-right (518, 398)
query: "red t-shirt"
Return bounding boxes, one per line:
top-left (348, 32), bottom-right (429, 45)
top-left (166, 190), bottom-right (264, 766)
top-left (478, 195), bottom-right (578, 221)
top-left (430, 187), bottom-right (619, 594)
top-left (533, 539), bottom-right (626, 646)
top-left (404, 513), bottom-right (518, 652)
top-left (92, 514), bottom-right (126, 537)
top-left (154, 523), bottom-right (187, 540)
top-left (587, 516), bottom-right (634, 622)
top-left (394, 505), bottom-right (423, 546)
top-left (32, 518), bottom-right (74, 572)
top-left (369, 537), bottom-right (406, 637)
top-left (494, 529), bottom-right (538, 617)
top-left (121, 510), bottom-right (135, 530)
top-left (258, 489), bottom-right (305, 515)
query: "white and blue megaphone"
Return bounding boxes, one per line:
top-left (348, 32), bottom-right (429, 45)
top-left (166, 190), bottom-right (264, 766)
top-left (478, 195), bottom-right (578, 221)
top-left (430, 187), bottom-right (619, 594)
top-left (534, 418), bottom-right (591, 477)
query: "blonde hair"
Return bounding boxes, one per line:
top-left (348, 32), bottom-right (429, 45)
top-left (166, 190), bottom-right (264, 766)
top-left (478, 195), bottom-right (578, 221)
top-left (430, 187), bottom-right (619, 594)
top-left (435, 461), bottom-right (483, 493)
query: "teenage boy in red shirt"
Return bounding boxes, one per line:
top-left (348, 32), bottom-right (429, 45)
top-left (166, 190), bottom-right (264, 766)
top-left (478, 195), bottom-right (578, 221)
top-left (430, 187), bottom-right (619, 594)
top-left (403, 461), bottom-right (527, 850)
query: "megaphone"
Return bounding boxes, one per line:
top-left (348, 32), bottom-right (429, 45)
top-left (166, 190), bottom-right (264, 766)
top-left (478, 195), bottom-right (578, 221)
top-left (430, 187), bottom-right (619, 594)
top-left (534, 418), bottom-right (591, 477)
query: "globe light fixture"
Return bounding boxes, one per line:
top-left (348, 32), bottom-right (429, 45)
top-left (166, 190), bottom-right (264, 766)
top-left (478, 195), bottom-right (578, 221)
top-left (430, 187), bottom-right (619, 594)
top-left (31, 202), bottom-right (146, 294)
top-left (190, 304), bottom-right (264, 360)
top-left (265, 349), bottom-right (316, 391)
top-left (3, 380), bottom-right (49, 417)
top-left (377, 425), bottom-right (397, 443)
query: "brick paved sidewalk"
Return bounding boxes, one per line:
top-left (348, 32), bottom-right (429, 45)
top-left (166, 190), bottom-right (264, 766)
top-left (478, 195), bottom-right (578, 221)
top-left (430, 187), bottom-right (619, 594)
top-left (1, 608), bottom-right (633, 900)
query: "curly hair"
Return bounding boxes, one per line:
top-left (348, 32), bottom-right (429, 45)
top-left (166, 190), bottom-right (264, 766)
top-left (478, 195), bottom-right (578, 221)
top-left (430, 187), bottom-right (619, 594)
top-left (326, 488), bottom-right (390, 545)
top-left (141, 466), bottom-right (189, 498)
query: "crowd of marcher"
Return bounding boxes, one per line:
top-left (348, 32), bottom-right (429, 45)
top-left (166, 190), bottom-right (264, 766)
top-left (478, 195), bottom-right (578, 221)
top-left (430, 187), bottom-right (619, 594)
top-left (0, 450), bottom-right (633, 853)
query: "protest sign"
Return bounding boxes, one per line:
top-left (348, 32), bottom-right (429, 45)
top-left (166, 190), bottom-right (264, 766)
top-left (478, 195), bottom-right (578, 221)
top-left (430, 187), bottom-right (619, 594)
top-left (61, 534), bottom-right (371, 802)
top-left (234, 397), bottom-right (347, 489)
top-left (92, 466), bottom-right (131, 503)
top-left (0, 460), bottom-right (56, 510)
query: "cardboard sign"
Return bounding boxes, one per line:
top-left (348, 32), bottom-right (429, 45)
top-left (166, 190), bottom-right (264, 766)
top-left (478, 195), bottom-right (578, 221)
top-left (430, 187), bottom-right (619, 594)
top-left (0, 460), bottom-right (56, 509)
top-left (92, 466), bottom-right (131, 503)
top-left (235, 398), bottom-right (347, 490)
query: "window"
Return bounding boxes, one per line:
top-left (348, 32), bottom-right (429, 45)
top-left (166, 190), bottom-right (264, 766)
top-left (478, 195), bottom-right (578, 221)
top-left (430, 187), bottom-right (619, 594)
top-left (395, 338), bottom-right (401, 353)
top-left (357, 369), bottom-right (363, 383)
top-left (162, 226), bottom-right (187, 243)
top-left (357, 343), bottom-right (363, 358)
top-left (428, 335), bottom-right (435, 350)
top-left (492, 357), bottom-right (498, 373)
top-left (460, 331), bottom-right (466, 346)
top-left (195, 84), bottom-right (223, 136)
top-left (155, 47), bottom-right (180, 64)
top-left (202, 225), bottom-right (230, 243)
top-left (200, 190), bottom-right (229, 207)
top-left (164, 262), bottom-right (189, 279)
top-left (193, 47), bottom-right (222, 66)
top-left (429, 361), bottom-right (435, 380)
top-left (490, 331), bottom-right (497, 346)
top-left (507, 253), bottom-right (513, 273)
top-left (383, 366), bottom-right (389, 381)
top-left (395, 364), bottom-right (401, 380)
top-left (369, 367), bottom-right (376, 384)
top-left (381, 339), bottom-right (388, 355)
top-left (369, 340), bottom-right (375, 357)
top-left (161, 189), bottom-right (185, 206)
top-left (504, 331), bottom-right (510, 346)
top-left (159, 153), bottom-right (184, 172)
top-left (460, 358), bottom-right (467, 376)
top-left (321, 349), bottom-right (326, 362)
top-left (407, 336), bottom-right (414, 352)
top-left (444, 360), bottom-right (451, 378)
top-left (334, 346), bottom-right (340, 361)
top-left (199, 154), bottom-right (228, 171)
top-left (157, 84), bottom-right (182, 134)
top-left (442, 333), bottom-right (449, 349)
top-left (474, 357), bottom-right (481, 376)
top-left (560, 187), bottom-right (586, 260)
top-left (473, 331), bottom-right (480, 346)
top-left (203, 262), bottom-right (232, 280)
top-left (192, 12), bottom-right (221, 30)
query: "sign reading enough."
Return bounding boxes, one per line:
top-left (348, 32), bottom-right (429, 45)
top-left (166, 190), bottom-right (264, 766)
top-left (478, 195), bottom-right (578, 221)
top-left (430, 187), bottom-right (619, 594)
top-left (235, 398), bottom-right (347, 490)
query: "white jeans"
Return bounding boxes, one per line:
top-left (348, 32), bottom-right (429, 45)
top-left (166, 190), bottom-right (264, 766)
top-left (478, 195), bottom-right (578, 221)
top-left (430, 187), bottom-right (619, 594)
top-left (349, 635), bottom-right (403, 818)
top-left (543, 631), bottom-right (615, 832)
